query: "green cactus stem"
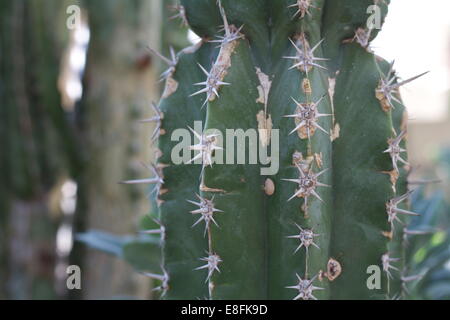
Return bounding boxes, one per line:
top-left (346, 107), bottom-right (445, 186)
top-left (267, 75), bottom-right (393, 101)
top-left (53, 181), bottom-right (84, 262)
top-left (126, 0), bottom-right (428, 300)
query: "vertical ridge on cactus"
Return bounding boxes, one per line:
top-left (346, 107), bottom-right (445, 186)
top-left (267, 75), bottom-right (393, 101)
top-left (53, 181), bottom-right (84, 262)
top-left (125, 0), bottom-right (429, 299)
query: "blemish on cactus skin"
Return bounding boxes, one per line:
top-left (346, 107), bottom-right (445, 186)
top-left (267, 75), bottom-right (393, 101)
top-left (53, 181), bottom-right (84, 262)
top-left (302, 78), bottom-right (312, 94)
top-left (331, 123), bottom-right (340, 141)
top-left (325, 258), bottom-right (342, 281)
top-left (328, 77), bottom-right (336, 98)
top-left (314, 153), bottom-right (323, 169)
top-left (382, 169), bottom-right (399, 191)
top-left (257, 110), bottom-right (273, 147)
top-left (255, 67), bottom-right (272, 106)
top-left (162, 77), bottom-right (179, 98)
top-left (382, 230), bottom-right (393, 240)
top-left (192, 37), bottom-right (239, 106)
top-left (401, 110), bottom-right (408, 132)
top-left (264, 178), bottom-right (275, 196)
top-left (200, 183), bottom-right (226, 193)
top-left (292, 152), bottom-right (313, 171)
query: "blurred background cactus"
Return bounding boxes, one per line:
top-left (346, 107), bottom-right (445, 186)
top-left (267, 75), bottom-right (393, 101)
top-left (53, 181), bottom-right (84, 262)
top-left (0, 0), bottom-right (449, 300)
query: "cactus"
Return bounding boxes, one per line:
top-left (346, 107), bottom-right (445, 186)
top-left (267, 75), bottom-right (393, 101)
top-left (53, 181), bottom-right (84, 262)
top-left (127, 0), bottom-right (429, 299)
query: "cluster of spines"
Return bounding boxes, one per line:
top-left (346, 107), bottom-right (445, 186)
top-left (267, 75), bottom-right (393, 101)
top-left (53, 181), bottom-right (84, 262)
top-left (354, 21), bottom-right (428, 298)
top-left (188, 1), bottom-right (240, 299)
top-left (187, 193), bottom-right (223, 298)
top-left (121, 36), bottom-right (183, 295)
top-left (125, 0), bottom-right (429, 300)
top-left (282, 4), bottom-right (329, 297)
top-left (333, 1), bottom-right (429, 298)
top-left (377, 69), bottom-right (426, 298)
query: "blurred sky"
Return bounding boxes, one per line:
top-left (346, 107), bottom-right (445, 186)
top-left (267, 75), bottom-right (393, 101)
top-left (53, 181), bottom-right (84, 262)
top-left (372, 0), bottom-right (450, 122)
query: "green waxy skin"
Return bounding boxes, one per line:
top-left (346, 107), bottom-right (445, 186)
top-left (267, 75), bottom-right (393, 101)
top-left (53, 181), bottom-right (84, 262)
top-left (157, 42), bottom-right (217, 299)
top-left (202, 39), bottom-right (267, 299)
top-left (137, 0), bottom-right (420, 300)
top-left (329, 44), bottom-right (393, 299)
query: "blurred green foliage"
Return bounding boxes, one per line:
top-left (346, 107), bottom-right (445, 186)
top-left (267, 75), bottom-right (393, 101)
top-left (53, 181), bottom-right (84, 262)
top-left (406, 149), bottom-right (450, 299)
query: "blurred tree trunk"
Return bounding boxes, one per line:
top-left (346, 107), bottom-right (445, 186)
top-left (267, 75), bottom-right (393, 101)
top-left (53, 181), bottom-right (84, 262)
top-left (71, 0), bottom-right (162, 299)
top-left (0, 0), bottom-right (78, 299)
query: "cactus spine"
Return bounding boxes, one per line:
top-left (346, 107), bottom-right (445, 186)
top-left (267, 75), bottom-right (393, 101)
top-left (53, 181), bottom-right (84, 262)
top-left (128, 0), bottom-right (428, 299)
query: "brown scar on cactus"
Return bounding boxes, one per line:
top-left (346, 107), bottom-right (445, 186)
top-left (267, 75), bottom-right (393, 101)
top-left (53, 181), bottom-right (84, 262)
top-left (211, 0), bottom-right (244, 46)
top-left (292, 151), bottom-right (313, 169)
top-left (314, 153), bottom-right (323, 169)
top-left (200, 183), bottom-right (226, 193)
top-left (330, 123), bottom-right (340, 141)
top-left (302, 78), bottom-right (312, 95)
top-left (191, 3), bottom-right (243, 107)
top-left (327, 77), bottom-right (336, 121)
top-left (257, 110), bottom-right (273, 147)
top-left (163, 77), bottom-right (179, 98)
top-left (382, 169), bottom-right (400, 191)
top-left (321, 258), bottom-right (342, 281)
top-left (264, 178), bottom-right (275, 196)
top-left (191, 62), bottom-right (231, 107)
top-left (255, 67), bottom-right (272, 107)
top-left (382, 230), bottom-right (393, 240)
top-left (255, 67), bottom-right (273, 147)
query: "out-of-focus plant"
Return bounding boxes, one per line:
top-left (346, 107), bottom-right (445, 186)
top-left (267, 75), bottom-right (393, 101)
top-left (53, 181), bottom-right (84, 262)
top-left (76, 216), bottom-right (161, 275)
top-left (405, 149), bottom-right (450, 300)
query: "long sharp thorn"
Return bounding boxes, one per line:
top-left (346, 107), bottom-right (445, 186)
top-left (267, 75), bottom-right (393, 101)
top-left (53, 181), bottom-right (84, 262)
top-left (393, 71), bottom-right (429, 88)
top-left (120, 178), bottom-right (160, 185)
top-left (310, 39), bottom-right (325, 53)
top-left (394, 208), bottom-right (420, 216)
top-left (311, 190), bottom-right (324, 202)
top-left (147, 47), bottom-right (172, 66)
